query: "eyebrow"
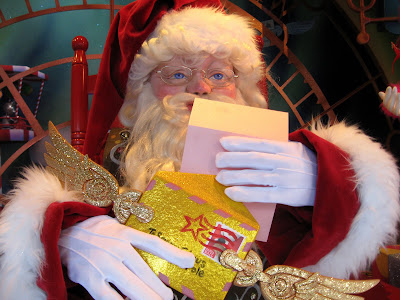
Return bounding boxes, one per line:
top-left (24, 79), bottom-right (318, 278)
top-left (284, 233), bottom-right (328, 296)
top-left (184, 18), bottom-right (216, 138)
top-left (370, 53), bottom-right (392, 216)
top-left (156, 57), bottom-right (233, 70)
top-left (206, 59), bottom-right (233, 69)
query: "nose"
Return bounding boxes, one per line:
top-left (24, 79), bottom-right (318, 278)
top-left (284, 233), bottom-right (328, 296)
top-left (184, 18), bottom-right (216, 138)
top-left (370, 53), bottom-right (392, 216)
top-left (186, 73), bottom-right (212, 96)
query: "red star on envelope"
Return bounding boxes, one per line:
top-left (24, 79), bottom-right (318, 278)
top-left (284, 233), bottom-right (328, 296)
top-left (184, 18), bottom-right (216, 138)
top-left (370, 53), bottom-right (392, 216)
top-left (181, 214), bottom-right (211, 241)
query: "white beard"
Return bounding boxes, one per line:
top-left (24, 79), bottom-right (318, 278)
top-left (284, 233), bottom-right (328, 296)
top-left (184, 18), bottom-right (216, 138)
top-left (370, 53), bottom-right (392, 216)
top-left (120, 83), bottom-right (247, 191)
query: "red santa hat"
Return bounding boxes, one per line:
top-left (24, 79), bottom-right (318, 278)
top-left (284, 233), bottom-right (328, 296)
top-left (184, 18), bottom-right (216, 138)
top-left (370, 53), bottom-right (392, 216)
top-left (83, 0), bottom-right (267, 162)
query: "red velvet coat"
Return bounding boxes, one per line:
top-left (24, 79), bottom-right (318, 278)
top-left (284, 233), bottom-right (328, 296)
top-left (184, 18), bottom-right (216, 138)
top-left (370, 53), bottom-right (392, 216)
top-left (27, 127), bottom-right (398, 299)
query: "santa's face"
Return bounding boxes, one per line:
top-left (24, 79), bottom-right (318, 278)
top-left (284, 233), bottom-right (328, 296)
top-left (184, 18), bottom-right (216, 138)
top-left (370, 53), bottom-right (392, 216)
top-left (121, 55), bottom-right (248, 190)
top-left (150, 55), bottom-right (237, 106)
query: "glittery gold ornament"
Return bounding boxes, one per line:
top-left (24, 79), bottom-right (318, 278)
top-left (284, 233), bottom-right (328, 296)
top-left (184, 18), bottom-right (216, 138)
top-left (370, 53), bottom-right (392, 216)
top-left (126, 171), bottom-right (260, 300)
top-left (44, 121), bottom-right (153, 224)
top-left (220, 249), bottom-right (379, 300)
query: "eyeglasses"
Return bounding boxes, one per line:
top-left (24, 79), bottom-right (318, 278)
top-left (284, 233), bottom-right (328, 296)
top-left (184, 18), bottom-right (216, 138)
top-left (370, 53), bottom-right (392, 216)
top-left (156, 66), bottom-right (238, 87)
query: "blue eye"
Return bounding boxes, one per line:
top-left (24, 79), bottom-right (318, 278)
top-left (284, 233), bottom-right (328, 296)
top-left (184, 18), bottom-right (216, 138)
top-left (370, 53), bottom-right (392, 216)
top-left (173, 72), bottom-right (186, 79)
top-left (211, 73), bottom-right (224, 80)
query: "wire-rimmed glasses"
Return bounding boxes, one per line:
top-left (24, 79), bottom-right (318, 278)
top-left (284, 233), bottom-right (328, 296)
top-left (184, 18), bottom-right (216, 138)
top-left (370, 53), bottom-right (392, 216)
top-left (156, 66), bottom-right (238, 87)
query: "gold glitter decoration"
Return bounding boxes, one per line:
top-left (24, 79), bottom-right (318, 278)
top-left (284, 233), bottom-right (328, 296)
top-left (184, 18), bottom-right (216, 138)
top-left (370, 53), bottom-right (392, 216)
top-left (114, 191), bottom-right (154, 224)
top-left (125, 171), bottom-right (259, 300)
top-left (221, 249), bottom-right (267, 287)
top-left (220, 249), bottom-right (380, 300)
top-left (44, 121), bottom-right (153, 224)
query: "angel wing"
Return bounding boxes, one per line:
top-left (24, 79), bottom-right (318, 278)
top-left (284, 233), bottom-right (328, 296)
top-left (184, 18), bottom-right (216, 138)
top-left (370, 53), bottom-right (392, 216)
top-left (220, 249), bottom-right (379, 300)
top-left (262, 265), bottom-right (379, 300)
top-left (44, 122), bottom-right (153, 224)
top-left (44, 121), bottom-right (117, 207)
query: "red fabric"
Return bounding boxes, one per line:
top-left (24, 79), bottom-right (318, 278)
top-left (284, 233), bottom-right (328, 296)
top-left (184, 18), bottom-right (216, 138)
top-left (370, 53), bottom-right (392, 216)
top-left (84, 0), bottom-right (224, 163)
top-left (361, 257), bottom-right (400, 299)
top-left (380, 103), bottom-right (400, 119)
top-left (361, 264), bottom-right (400, 300)
top-left (37, 201), bottom-right (111, 300)
top-left (362, 281), bottom-right (400, 300)
top-left (257, 129), bottom-right (360, 268)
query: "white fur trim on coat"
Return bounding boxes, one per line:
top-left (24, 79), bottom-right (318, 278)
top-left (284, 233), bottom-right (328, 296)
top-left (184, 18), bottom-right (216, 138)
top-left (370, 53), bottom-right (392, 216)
top-left (0, 167), bottom-right (83, 299)
top-left (305, 122), bottom-right (400, 279)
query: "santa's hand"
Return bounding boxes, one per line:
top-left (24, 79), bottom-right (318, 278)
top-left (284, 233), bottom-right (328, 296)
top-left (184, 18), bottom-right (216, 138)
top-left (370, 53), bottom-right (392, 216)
top-left (58, 215), bottom-right (194, 300)
top-left (215, 136), bottom-right (317, 207)
top-left (379, 86), bottom-right (400, 116)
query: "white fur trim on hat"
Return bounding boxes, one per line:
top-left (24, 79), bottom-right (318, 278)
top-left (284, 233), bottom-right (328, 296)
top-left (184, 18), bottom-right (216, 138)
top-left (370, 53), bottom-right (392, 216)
top-left (305, 121), bottom-right (400, 279)
top-left (144, 6), bottom-right (261, 72)
top-left (0, 167), bottom-right (83, 299)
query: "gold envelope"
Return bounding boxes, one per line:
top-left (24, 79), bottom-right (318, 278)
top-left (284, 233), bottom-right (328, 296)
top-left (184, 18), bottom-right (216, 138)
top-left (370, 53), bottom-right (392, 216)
top-left (126, 171), bottom-right (259, 300)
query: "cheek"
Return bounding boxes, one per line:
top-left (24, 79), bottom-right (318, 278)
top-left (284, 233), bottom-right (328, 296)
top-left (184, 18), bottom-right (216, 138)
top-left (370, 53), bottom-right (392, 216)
top-left (151, 76), bottom-right (185, 100)
top-left (214, 84), bottom-right (237, 99)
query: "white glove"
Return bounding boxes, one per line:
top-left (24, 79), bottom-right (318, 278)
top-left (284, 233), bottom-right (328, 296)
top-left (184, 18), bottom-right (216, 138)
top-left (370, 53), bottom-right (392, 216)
top-left (215, 136), bottom-right (317, 207)
top-left (58, 215), bottom-right (195, 300)
top-left (379, 86), bottom-right (400, 116)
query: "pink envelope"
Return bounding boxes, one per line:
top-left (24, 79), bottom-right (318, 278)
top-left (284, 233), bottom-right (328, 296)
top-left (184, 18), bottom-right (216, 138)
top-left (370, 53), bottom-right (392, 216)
top-left (181, 99), bottom-right (288, 241)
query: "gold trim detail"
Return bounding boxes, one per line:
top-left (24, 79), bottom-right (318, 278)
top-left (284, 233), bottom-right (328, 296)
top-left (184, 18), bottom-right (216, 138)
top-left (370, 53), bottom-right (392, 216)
top-left (44, 121), bottom-right (153, 224)
top-left (220, 249), bottom-right (379, 300)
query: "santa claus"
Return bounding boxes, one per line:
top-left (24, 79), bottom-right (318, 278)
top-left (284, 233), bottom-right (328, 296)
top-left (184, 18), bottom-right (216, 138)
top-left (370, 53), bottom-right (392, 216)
top-left (0, 0), bottom-right (399, 299)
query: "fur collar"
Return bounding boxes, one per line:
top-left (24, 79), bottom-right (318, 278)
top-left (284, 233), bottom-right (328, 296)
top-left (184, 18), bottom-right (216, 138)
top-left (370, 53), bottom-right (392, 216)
top-left (306, 122), bottom-right (400, 278)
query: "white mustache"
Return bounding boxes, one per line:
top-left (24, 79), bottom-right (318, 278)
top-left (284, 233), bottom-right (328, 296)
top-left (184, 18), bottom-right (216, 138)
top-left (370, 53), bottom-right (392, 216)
top-left (163, 92), bottom-right (239, 111)
top-left (161, 92), bottom-right (239, 124)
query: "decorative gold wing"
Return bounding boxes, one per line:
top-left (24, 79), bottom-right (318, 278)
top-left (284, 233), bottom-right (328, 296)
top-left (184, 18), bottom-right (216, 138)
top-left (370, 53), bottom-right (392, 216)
top-left (220, 249), bottom-right (379, 300)
top-left (44, 121), bottom-right (153, 224)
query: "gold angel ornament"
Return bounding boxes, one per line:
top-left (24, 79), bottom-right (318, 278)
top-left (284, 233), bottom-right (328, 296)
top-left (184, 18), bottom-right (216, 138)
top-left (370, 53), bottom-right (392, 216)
top-left (220, 249), bottom-right (379, 300)
top-left (44, 122), bottom-right (153, 224)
